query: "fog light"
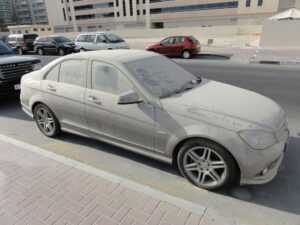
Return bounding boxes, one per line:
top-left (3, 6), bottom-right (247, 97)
top-left (262, 168), bottom-right (269, 175)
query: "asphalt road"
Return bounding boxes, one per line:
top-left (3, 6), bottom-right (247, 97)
top-left (0, 55), bottom-right (299, 225)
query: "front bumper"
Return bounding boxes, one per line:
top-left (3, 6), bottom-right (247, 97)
top-left (0, 79), bottom-right (21, 96)
top-left (238, 131), bottom-right (289, 185)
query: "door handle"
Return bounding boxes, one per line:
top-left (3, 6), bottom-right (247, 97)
top-left (88, 96), bottom-right (101, 105)
top-left (46, 85), bottom-right (56, 91)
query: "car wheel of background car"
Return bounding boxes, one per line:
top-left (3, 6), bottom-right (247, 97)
top-left (177, 138), bottom-right (236, 190)
top-left (58, 48), bottom-right (65, 56)
top-left (79, 48), bottom-right (85, 52)
top-left (149, 49), bottom-right (156, 52)
top-left (108, 48), bottom-right (113, 50)
top-left (37, 48), bottom-right (44, 56)
top-left (182, 50), bottom-right (191, 59)
top-left (34, 104), bottom-right (60, 137)
top-left (17, 47), bottom-right (23, 55)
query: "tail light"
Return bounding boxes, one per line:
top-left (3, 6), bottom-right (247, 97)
top-left (22, 41), bottom-right (26, 46)
top-left (75, 45), bottom-right (77, 48)
top-left (33, 41), bottom-right (36, 46)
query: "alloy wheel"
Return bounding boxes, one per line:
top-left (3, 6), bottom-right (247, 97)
top-left (182, 50), bottom-right (191, 59)
top-left (183, 146), bottom-right (227, 188)
top-left (35, 107), bottom-right (55, 136)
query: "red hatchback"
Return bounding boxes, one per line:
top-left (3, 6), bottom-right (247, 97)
top-left (145, 36), bottom-right (200, 59)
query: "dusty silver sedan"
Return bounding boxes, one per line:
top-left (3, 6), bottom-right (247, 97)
top-left (20, 50), bottom-right (289, 190)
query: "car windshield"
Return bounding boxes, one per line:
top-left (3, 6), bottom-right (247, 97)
top-left (0, 40), bottom-right (14, 55)
top-left (124, 56), bottom-right (200, 98)
top-left (104, 34), bottom-right (123, 43)
top-left (53, 36), bottom-right (71, 43)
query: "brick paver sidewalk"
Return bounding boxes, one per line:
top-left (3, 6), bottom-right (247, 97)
top-left (0, 137), bottom-right (250, 225)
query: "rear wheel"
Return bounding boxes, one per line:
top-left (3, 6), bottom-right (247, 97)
top-left (79, 48), bottom-right (85, 52)
top-left (177, 138), bottom-right (236, 190)
top-left (182, 50), bottom-right (191, 59)
top-left (34, 104), bottom-right (60, 137)
top-left (17, 47), bottom-right (23, 55)
top-left (37, 48), bottom-right (44, 55)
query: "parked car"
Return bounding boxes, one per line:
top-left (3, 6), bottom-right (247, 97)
top-left (0, 35), bottom-right (8, 42)
top-left (0, 40), bottom-right (41, 97)
top-left (146, 36), bottom-right (200, 59)
top-left (6, 33), bottom-right (38, 55)
top-left (20, 50), bottom-right (289, 190)
top-left (75, 32), bottom-right (129, 52)
top-left (34, 35), bottom-right (75, 56)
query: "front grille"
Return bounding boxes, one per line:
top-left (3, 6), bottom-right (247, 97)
top-left (0, 63), bottom-right (33, 80)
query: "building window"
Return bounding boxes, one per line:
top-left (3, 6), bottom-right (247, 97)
top-left (33, 28), bottom-right (38, 31)
top-left (143, 9), bottom-right (146, 15)
top-left (129, 0), bottom-right (133, 16)
top-left (62, 8), bottom-right (66, 21)
top-left (41, 28), bottom-right (45, 31)
top-left (117, 12), bottom-right (120, 17)
top-left (136, 0), bottom-right (139, 4)
top-left (116, 0), bottom-right (119, 7)
top-left (123, 0), bottom-right (126, 16)
top-left (69, 16), bottom-right (72, 20)
top-left (25, 30), bottom-right (29, 33)
top-left (150, 2), bottom-right (239, 14)
top-left (61, 0), bottom-right (63, 3)
top-left (48, 28), bottom-right (52, 31)
top-left (76, 12), bottom-right (114, 20)
top-left (246, 0), bottom-right (251, 7)
top-left (68, 7), bottom-right (70, 11)
top-left (74, 2), bottom-right (114, 11)
top-left (137, 10), bottom-right (140, 15)
top-left (258, 0), bottom-right (263, 6)
top-left (142, 0), bottom-right (145, 3)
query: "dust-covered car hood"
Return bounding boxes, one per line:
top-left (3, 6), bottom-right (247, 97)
top-left (160, 78), bottom-right (285, 132)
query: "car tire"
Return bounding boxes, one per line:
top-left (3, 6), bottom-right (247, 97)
top-left (79, 48), bottom-right (85, 52)
top-left (177, 138), bottom-right (236, 190)
top-left (34, 104), bottom-right (60, 137)
top-left (17, 47), bottom-right (23, 55)
top-left (37, 48), bottom-right (44, 56)
top-left (182, 50), bottom-right (191, 59)
top-left (58, 48), bottom-right (65, 56)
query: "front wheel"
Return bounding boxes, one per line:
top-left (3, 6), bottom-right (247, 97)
top-left (37, 48), bottom-right (44, 55)
top-left (177, 139), bottom-right (236, 190)
top-left (182, 50), bottom-right (191, 59)
top-left (34, 104), bottom-right (60, 137)
top-left (58, 48), bottom-right (65, 56)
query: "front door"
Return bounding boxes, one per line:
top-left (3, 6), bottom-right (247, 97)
top-left (85, 60), bottom-right (155, 151)
top-left (156, 37), bottom-right (175, 56)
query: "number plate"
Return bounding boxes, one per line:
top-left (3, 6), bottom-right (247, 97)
top-left (14, 84), bottom-right (21, 90)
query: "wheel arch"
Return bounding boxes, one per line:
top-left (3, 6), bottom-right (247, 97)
top-left (171, 136), bottom-right (241, 180)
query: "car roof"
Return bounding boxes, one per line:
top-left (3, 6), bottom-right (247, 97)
top-left (78, 32), bottom-right (111, 36)
top-left (64, 49), bottom-right (157, 64)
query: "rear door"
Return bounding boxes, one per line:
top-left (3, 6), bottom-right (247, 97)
top-left (41, 59), bottom-right (89, 134)
top-left (172, 37), bottom-right (185, 56)
top-left (23, 34), bottom-right (38, 50)
top-left (94, 35), bottom-right (107, 50)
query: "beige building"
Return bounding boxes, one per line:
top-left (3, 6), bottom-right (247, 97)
top-left (7, 24), bottom-right (54, 35)
top-left (44, 0), bottom-right (298, 32)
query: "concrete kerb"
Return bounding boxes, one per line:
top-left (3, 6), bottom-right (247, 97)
top-left (0, 133), bottom-right (254, 225)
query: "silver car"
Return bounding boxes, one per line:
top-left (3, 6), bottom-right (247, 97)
top-left (75, 32), bottom-right (129, 52)
top-left (20, 50), bottom-right (289, 190)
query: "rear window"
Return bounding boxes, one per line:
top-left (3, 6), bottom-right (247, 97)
top-left (24, 34), bottom-right (38, 40)
top-left (188, 36), bottom-right (198, 44)
top-left (17, 37), bottom-right (23, 41)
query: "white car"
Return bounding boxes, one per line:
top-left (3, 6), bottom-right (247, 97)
top-left (20, 50), bottom-right (289, 190)
top-left (75, 32), bottom-right (129, 52)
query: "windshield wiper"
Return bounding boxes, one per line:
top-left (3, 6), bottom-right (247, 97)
top-left (161, 79), bottom-right (201, 99)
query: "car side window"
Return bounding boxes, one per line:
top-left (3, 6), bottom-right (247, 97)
top-left (161, 38), bottom-right (174, 45)
top-left (59, 60), bottom-right (87, 87)
top-left (92, 61), bottom-right (133, 95)
top-left (85, 35), bottom-right (96, 43)
top-left (173, 37), bottom-right (184, 44)
top-left (77, 35), bottom-right (86, 42)
top-left (45, 64), bottom-right (60, 82)
top-left (17, 37), bottom-right (23, 42)
top-left (96, 35), bottom-right (105, 43)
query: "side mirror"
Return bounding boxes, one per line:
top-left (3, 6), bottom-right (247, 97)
top-left (159, 43), bottom-right (163, 46)
top-left (118, 90), bottom-right (143, 105)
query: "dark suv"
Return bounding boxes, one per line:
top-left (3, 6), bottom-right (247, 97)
top-left (0, 40), bottom-right (41, 97)
top-left (6, 34), bottom-right (38, 55)
top-left (34, 35), bottom-right (75, 56)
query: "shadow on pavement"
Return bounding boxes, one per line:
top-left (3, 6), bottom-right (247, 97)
top-left (0, 95), bottom-right (31, 121)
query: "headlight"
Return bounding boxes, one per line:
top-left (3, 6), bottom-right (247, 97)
top-left (238, 130), bottom-right (277, 150)
top-left (32, 63), bottom-right (42, 71)
top-left (63, 44), bottom-right (70, 47)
